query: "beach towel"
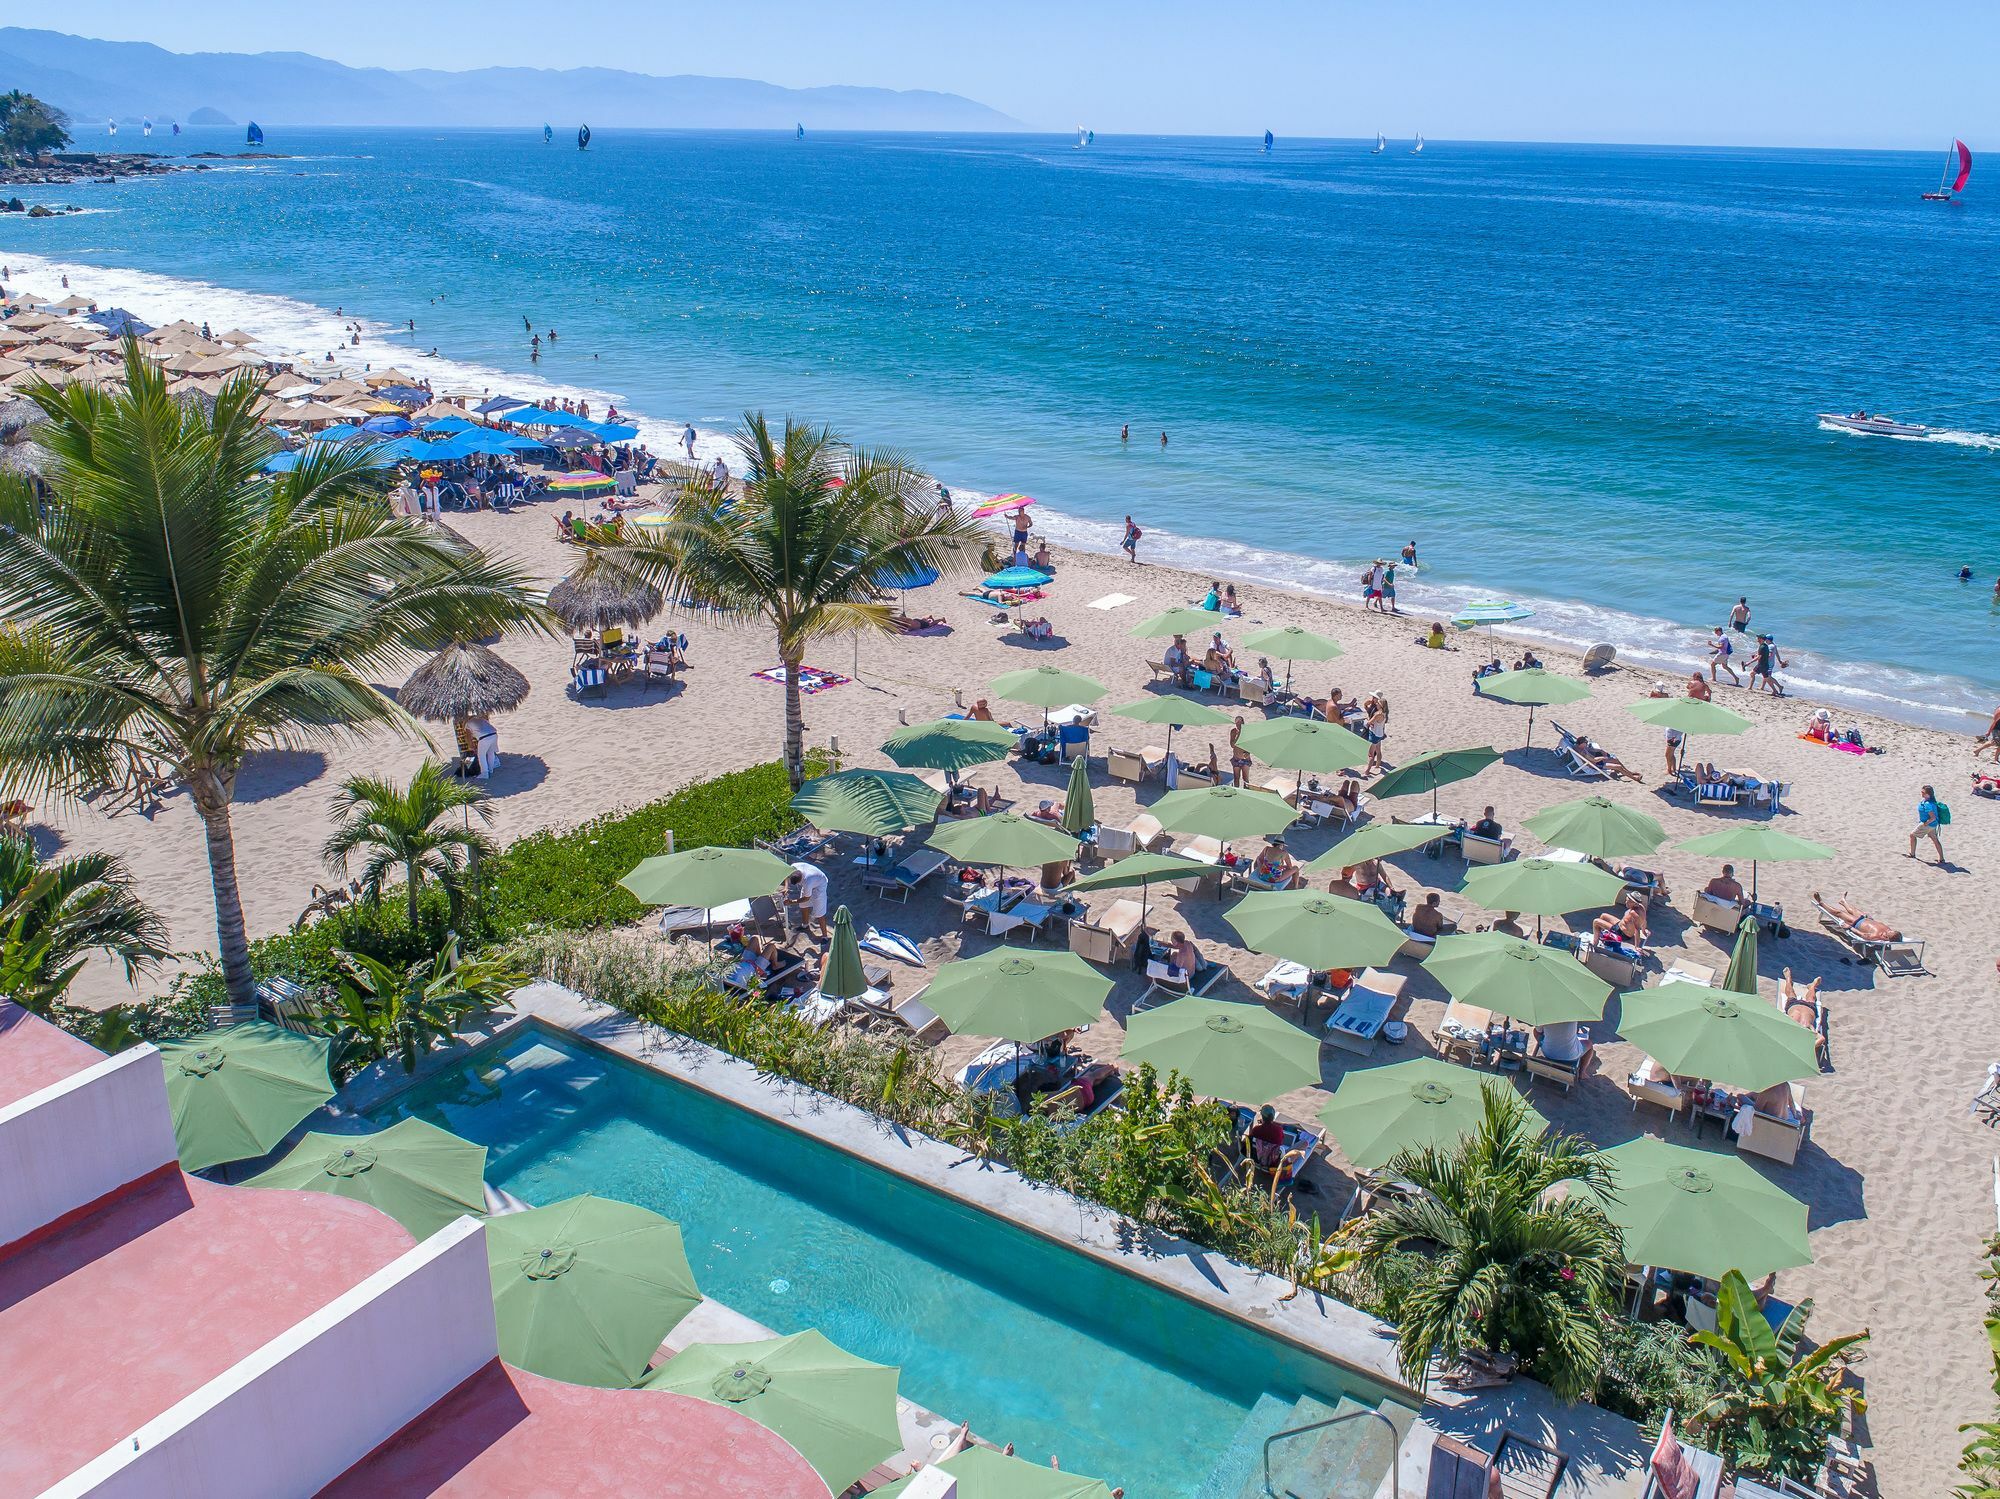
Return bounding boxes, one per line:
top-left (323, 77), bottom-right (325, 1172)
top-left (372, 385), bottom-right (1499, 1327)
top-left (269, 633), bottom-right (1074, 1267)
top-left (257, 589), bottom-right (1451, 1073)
top-left (752, 665), bottom-right (852, 694)
top-left (1087, 593), bottom-right (1137, 611)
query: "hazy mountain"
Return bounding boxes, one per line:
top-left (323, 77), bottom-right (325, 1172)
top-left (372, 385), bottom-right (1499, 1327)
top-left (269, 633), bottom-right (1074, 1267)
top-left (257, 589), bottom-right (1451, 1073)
top-left (0, 27), bottom-right (1019, 133)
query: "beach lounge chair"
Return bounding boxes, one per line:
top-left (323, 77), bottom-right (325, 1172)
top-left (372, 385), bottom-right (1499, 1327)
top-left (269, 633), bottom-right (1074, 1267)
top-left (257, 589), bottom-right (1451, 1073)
top-left (1581, 642), bottom-right (1618, 673)
top-left (1734, 1082), bottom-right (1810, 1166)
top-left (1139, 955), bottom-right (1224, 1006)
top-left (855, 984), bottom-right (949, 1043)
top-left (1323, 968), bottom-right (1404, 1055)
top-left (1555, 729), bottom-right (1611, 781)
top-left (1691, 888), bottom-right (1744, 934)
top-left (1812, 892), bottom-right (1928, 975)
top-left (641, 648), bottom-right (680, 690)
top-left (754, 826), bottom-right (836, 863)
top-left (1428, 1429), bottom-right (1571, 1499)
top-left (570, 660), bottom-right (607, 699)
top-left (1056, 722), bottom-right (1091, 762)
top-left (1229, 1105), bottom-right (1323, 1200)
top-left (1147, 659), bottom-right (1176, 682)
top-left (862, 847), bottom-right (950, 903)
top-left (1434, 997), bottom-right (1496, 1067)
top-left (1106, 745), bottom-right (1166, 785)
top-left (1068, 898), bottom-right (1145, 966)
top-left (1640, 1410), bottom-right (1725, 1499)
top-left (1236, 678), bottom-right (1272, 709)
top-left (1626, 1060), bottom-right (1687, 1120)
top-left (1524, 1029), bottom-right (1591, 1093)
top-left (1460, 828), bottom-right (1511, 864)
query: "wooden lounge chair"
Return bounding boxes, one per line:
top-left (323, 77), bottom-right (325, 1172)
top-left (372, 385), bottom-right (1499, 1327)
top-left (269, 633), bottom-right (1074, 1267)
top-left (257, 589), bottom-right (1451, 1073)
top-left (1428, 1428), bottom-right (1571, 1499)
top-left (1068, 898), bottom-right (1145, 965)
top-left (1098, 812), bottom-right (1167, 857)
top-left (855, 984), bottom-right (949, 1042)
top-left (1691, 888), bottom-right (1744, 933)
top-left (1626, 1061), bottom-right (1687, 1119)
top-left (1434, 997), bottom-right (1496, 1066)
top-left (1106, 745), bottom-right (1165, 785)
top-left (1460, 828), bottom-right (1511, 864)
top-left (1139, 955), bottom-right (1224, 1007)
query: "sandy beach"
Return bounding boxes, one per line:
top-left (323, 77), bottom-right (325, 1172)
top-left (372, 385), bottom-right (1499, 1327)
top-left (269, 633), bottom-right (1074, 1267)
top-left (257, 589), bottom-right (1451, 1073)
top-left (33, 468), bottom-right (1997, 1492)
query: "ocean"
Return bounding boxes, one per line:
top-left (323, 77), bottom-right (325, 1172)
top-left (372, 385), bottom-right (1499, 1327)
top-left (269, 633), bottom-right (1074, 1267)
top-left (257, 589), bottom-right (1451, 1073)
top-left (7, 125), bottom-right (1998, 726)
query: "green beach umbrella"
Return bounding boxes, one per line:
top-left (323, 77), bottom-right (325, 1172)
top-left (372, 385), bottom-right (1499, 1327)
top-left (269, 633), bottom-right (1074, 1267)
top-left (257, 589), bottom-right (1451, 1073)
top-left (1460, 856), bottom-right (1627, 923)
top-left (1125, 996), bottom-right (1322, 1102)
top-left (1233, 716), bottom-right (1371, 789)
top-left (1677, 825), bottom-right (1834, 906)
top-left (989, 664), bottom-right (1109, 718)
top-left (1303, 819), bottom-right (1454, 874)
top-left (878, 1446), bottom-right (1117, 1499)
top-left (1365, 745), bottom-right (1502, 817)
top-left (1130, 604), bottom-right (1228, 639)
top-left (1571, 1136), bottom-right (1810, 1282)
top-left (1319, 1061), bottom-right (1546, 1170)
top-left (1240, 624), bottom-right (1344, 687)
top-left (1616, 980), bottom-right (1821, 1092)
top-left (1421, 931), bottom-right (1612, 1025)
top-left (245, 1118), bottom-right (486, 1239)
top-left (486, 1193), bottom-right (702, 1388)
top-left (928, 811), bottom-right (1079, 868)
top-left (1152, 783), bottom-right (1297, 842)
top-left (921, 947), bottom-right (1111, 1041)
top-left (1060, 849), bottom-right (1212, 926)
top-left (882, 717), bottom-right (1016, 773)
top-left (1522, 795), bottom-right (1667, 860)
top-left (1107, 693), bottom-right (1232, 764)
top-left (1626, 697), bottom-right (1753, 738)
top-left (791, 769), bottom-right (942, 837)
top-left (640, 1330), bottom-right (901, 1495)
top-left (822, 905), bottom-right (869, 1001)
top-left (1722, 914), bottom-right (1760, 996)
top-left (1478, 668), bottom-right (1590, 747)
top-left (1060, 752), bottom-right (1095, 835)
top-left (618, 845), bottom-right (792, 909)
top-left (1223, 888), bottom-right (1409, 969)
top-left (160, 1022), bottom-right (334, 1173)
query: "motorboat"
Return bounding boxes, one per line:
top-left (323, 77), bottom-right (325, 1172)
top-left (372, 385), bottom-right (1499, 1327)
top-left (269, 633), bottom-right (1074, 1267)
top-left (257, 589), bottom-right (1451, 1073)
top-left (1817, 411), bottom-right (1933, 438)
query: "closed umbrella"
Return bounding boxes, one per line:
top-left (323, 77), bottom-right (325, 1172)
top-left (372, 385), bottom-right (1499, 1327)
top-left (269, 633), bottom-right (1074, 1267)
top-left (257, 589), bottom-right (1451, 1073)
top-left (877, 1447), bottom-right (1116, 1499)
top-left (1106, 694), bottom-right (1232, 765)
top-left (1152, 784), bottom-right (1296, 842)
top-left (639, 1330), bottom-right (902, 1495)
top-left (790, 769), bottom-right (942, 837)
top-left (1365, 745), bottom-right (1502, 818)
top-left (1129, 605), bottom-right (1228, 639)
top-left (486, 1194), bottom-right (702, 1387)
top-left (988, 666), bottom-right (1108, 726)
top-left (1240, 624), bottom-right (1344, 689)
top-left (1320, 1061), bottom-right (1546, 1170)
top-left (821, 906), bottom-right (869, 1002)
top-left (1722, 914), bottom-right (1759, 996)
top-left (1571, 1136), bottom-right (1810, 1283)
top-left (881, 717), bottom-right (1016, 773)
top-left (1616, 980), bottom-right (1821, 1092)
top-left (1223, 888), bottom-right (1408, 969)
top-left (160, 1022), bottom-right (334, 1173)
top-left (245, 1118), bottom-right (486, 1240)
top-left (1421, 931), bottom-right (1611, 1025)
top-left (927, 812), bottom-right (1079, 869)
top-left (1477, 668), bottom-right (1590, 747)
top-left (1676, 826), bottom-right (1834, 907)
top-left (1303, 820), bottom-right (1454, 874)
top-left (1125, 996), bottom-right (1321, 1103)
top-left (1060, 752), bottom-right (1095, 835)
top-left (1522, 795), bottom-right (1667, 861)
top-left (922, 947), bottom-right (1111, 1041)
top-left (1233, 717), bottom-right (1371, 794)
top-left (1459, 857), bottom-right (1628, 930)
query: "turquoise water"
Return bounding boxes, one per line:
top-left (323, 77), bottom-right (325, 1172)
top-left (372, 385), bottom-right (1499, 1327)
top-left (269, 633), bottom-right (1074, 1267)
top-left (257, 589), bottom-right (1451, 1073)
top-left (369, 1024), bottom-right (1394, 1495)
top-left (7, 126), bottom-right (1999, 722)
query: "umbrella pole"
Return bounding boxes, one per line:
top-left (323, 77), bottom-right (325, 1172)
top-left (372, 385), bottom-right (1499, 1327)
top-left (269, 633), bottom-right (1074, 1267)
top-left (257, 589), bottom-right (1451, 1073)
top-left (1526, 706), bottom-right (1536, 750)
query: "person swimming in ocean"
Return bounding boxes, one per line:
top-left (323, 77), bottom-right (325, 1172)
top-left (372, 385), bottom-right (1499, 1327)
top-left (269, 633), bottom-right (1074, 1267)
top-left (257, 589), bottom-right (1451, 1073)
top-left (1401, 539), bottom-right (1418, 566)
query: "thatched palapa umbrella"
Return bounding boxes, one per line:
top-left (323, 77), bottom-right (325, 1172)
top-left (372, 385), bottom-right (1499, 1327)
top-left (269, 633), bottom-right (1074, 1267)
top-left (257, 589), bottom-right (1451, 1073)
top-left (400, 641), bottom-right (531, 724)
top-left (547, 549), bottom-right (663, 634)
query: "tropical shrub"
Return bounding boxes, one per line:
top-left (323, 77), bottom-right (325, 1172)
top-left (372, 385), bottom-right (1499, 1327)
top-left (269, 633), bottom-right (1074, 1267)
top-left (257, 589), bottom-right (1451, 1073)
top-left (323, 763), bottom-right (493, 930)
top-left (1596, 1315), bottom-right (1731, 1427)
top-left (0, 833), bottom-right (169, 1011)
top-left (313, 935), bottom-right (526, 1080)
top-left (1958, 1233), bottom-right (2000, 1499)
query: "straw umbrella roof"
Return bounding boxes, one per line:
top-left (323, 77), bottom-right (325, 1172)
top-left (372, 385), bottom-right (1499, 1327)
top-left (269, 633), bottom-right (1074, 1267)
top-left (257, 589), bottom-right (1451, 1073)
top-left (47, 324), bottom-right (100, 347)
top-left (52, 295), bottom-right (94, 311)
top-left (51, 349), bottom-right (94, 367)
top-left (313, 378), bottom-right (371, 400)
top-left (366, 367), bottom-right (421, 388)
top-left (284, 400), bottom-right (362, 425)
top-left (547, 550), bottom-right (664, 631)
top-left (217, 329), bottom-right (257, 346)
top-left (0, 357), bottom-right (27, 380)
top-left (400, 641), bottom-right (531, 722)
top-left (7, 310), bottom-right (58, 329)
top-left (0, 438), bottom-right (53, 481)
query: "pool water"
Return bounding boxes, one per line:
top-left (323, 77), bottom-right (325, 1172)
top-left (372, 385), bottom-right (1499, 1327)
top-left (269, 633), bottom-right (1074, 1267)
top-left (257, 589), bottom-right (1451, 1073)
top-left (372, 1026), bottom-right (1394, 1495)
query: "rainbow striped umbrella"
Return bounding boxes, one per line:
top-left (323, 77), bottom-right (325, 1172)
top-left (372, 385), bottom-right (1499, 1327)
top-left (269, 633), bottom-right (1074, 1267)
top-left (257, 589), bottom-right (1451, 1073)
top-left (549, 470), bottom-right (616, 495)
top-left (968, 491), bottom-right (1035, 518)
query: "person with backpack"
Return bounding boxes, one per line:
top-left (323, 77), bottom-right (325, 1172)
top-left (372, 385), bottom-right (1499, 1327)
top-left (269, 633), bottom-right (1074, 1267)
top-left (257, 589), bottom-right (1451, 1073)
top-left (1122, 514), bottom-right (1142, 563)
top-left (1910, 783), bottom-right (1947, 863)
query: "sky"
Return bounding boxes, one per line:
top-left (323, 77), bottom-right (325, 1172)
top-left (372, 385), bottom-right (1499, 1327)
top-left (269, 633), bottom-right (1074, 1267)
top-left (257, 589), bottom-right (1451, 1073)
top-left (33, 1), bottom-right (1999, 149)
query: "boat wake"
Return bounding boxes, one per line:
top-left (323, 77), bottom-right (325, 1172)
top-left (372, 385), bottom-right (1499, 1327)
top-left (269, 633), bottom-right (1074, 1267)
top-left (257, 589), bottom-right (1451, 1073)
top-left (1817, 417), bottom-right (2000, 450)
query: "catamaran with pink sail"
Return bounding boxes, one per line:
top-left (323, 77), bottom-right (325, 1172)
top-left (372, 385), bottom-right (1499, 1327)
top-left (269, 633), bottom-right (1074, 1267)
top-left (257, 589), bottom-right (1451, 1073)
top-left (1923, 139), bottom-right (1971, 201)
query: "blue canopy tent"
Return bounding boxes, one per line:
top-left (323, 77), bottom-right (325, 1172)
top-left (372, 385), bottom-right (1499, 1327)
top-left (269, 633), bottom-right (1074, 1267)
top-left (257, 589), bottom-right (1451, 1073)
top-left (457, 430), bottom-right (540, 456)
top-left (360, 415), bottom-right (415, 436)
top-left (981, 566), bottom-right (1053, 591)
top-left (591, 421), bottom-right (639, 442)
top-left (87, 308), bottom-right (152, 337)
top-left (390, 434), bottom-right (481, 463)
top-left (474, 395), bottom-right (527, 416)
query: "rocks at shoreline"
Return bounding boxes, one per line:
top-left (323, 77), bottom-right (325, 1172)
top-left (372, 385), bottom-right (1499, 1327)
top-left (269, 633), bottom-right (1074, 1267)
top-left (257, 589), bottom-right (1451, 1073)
top-left (0, 152), bottom-right (241, 189)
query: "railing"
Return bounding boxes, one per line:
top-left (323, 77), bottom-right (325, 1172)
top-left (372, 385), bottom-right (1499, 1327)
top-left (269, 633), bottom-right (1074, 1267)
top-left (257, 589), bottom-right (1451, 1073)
top-left (1260, 1407), bottom-right (1401, 1499)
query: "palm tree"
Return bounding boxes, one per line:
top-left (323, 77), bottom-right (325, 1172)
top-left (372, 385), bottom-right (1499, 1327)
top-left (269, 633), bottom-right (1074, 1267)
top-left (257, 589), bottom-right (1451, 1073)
top-left (0, 344), bottom-right (544, 1009)
top-left (323, 763), bottom-right (494, 933)
top-left (0, 833), bottom-right (170, 1011)
top-left (619, 413), bottom-right (985, 789)
top-left (1357, 1084), bottom-right (1624, 1399)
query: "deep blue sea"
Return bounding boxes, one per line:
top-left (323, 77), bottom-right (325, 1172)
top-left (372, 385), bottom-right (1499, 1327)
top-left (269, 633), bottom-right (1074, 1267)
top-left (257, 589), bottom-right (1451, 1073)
top-left (8, 125), bottom-right (1998, 723)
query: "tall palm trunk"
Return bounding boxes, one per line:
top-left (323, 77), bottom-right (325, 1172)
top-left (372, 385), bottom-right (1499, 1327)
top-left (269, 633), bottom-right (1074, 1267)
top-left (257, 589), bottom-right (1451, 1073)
top-left (189, 767), bottom-right (256, 1008)
top-left (782, 647), bottom-right (807, 791)
top-left (406, 859), bottom-right (422, 935)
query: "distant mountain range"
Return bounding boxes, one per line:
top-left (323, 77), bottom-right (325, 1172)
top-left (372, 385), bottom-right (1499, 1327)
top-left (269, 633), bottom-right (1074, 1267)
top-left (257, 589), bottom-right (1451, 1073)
top-left (0, 27), bottom-right (1020, 133)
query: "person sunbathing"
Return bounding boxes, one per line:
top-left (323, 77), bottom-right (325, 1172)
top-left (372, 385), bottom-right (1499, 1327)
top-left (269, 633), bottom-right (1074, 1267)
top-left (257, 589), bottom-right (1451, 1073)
top-left (1470, 805), bottom-right (1504, 841)
top-left (1410, 892), bottom-right (1448, 937)
top-left (1207, 632), bottom-right (1237, 671)
top-left (1592, 894), bottom-right (1649, 947)
top-left (1221, 584), bottom-right (1243, 615)
top-left (1803, 708), bottom-right (1834, 743)
top-left (1491, 911), bottom-right (1527, 938)
top-left (1166, 929), bottom-right (1202, 975)
top-left (1350, 857), bottom-right (1401, 900)
top-left (1577, 737), bottom-right (1640, 781)
top-left (1778, 967), bottom-right (1822, 1030)
top-left (1420, 621), bottom-right (1450, 649)
top-left (1812, 891), bottom-right (1900, 942)
top-left (1686, 672), bottom-right (1712, 702)
top-left (1019, 616), bottom-right (1053, 640)
top-left (967, 698), bottom-right (996, 722)
top-left (1163, 636), bottom-right (1192, 686)
top-left (1030, 539), bottom-right (1053, 571)
top-left (1251, 837), bottom-right (1301, 889)
top-left (1323, 777), bottom-right (1363, 820)
top-left (1253, 657), bottom-right (1277, 693)
top-left (1027, 798), bottom-right (1062, 824)
top-left (1702, 864), bottom-right (1747, 909)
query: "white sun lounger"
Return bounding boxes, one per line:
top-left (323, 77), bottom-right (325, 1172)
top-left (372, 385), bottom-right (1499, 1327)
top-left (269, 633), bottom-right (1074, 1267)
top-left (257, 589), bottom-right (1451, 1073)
top-left (862, 847), bottom-right (950, 902)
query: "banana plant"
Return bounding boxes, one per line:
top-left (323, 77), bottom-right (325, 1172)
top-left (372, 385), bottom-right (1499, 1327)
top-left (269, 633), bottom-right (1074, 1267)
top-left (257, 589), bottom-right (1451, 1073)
top-left (319, 933), bottom-right (525, 1078)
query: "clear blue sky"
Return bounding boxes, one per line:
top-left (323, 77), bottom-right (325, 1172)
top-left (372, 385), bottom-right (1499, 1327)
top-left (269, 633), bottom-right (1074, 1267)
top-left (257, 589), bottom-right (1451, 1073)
top-left (41, 0), bottom-right (1996, 149)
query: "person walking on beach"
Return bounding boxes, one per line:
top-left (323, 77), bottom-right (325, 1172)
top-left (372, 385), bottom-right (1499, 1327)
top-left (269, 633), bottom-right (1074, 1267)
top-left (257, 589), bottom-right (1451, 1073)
top-left (682, 424), bottom-right (697, 460)
top-left (1729, 597), bottom-right (1751, 634)
top-left (1749, 633), bottom-right (1787, 696)
top-left (1380, 561), bottom-right (1399, 614)
top-left (1910, 783), bottom-right (1945, 863)
top-left (1122, 515), bottom-right (1141, 563)
top-left (1706, 625), bottom-right (1741, 685)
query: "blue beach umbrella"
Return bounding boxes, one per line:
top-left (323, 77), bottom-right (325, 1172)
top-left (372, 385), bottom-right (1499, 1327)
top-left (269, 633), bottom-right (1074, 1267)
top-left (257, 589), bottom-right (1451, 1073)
top-left (544, 426), bottom-right (604, 447)
top-left (308, 423), bottom-right (370, 442)
top-left (874, 562), bottom-right (941, 591)
top-left (360, 415), bottom-right (415, 435)
top-left (261, 452), bottom-right (301, 473)
top-left (475, 394), bottom-right (527, 415)
top-left (88, 308), bottom-right (151, 336)
top-left (501, 404), bottom-right (573, 427)
top-left (591, 421), bottom-right (639, 441)
top-left (400, 434), bottom-right (480, 462)
top-left (423, 416), bottom-right (479, 434)
top-left (373, 384), bottom-right (432, 406)
top-left (982, 566), bottom-right (1053, 591)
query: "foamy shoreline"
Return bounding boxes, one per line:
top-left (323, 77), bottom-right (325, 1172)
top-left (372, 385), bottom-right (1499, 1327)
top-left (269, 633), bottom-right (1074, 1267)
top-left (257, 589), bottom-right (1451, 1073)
top-left (4, 248), bottom-right (1990, 735)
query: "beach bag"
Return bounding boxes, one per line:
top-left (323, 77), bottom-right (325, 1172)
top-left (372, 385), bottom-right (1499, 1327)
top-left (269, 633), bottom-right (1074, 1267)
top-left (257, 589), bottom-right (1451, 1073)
top-left (1939, 803), bottom-right (1953, 826)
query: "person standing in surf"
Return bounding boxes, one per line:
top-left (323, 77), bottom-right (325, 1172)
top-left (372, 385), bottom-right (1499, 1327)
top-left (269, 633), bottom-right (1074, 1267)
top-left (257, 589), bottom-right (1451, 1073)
top-left (1122, 515), bottom-right (1142, 563)
top-left (682, 424), bottom-right (697, 461)
top-left (1729, 597), bottom-right (1751, 634)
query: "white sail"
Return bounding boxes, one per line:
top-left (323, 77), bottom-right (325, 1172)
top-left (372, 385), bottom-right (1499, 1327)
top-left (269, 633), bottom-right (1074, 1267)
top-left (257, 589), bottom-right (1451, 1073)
top-left (1411, 133), bottom-right (1425, 154)
top-left (1373, 131), bottom-right (1386, 153)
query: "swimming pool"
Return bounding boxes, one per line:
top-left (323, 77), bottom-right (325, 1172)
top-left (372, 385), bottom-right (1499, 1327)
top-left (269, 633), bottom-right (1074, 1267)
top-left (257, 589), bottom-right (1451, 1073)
top-left (370, 1024), bottom-right (1401, 1495)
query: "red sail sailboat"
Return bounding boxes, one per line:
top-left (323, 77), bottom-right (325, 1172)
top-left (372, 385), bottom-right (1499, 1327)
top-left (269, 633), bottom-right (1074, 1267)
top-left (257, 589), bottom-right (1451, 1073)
top-left (1923, 139), bottom-right (1971, 201)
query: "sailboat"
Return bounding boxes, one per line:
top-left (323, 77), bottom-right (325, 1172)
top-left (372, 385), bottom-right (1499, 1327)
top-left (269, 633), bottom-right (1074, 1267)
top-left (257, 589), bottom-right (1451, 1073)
top-left (106, 119), bottom-right (116, 137)
top-left (1263, 129), bottom-right (1274, 152)
top-left (171, 122), bottom-right (180, 136)
top-left (577, 124), bottom-right (591, 151)
top-left (1923, 138), bottom-right (1972, 201)
top-left (797, 122), bottom-right (805, 139)
top-left (543, 123), bottom-right (553, 144)
top-left (246, 122), bottom-right (264, 148)
top-left (1372, 131), bottom-right (1386, 154)
top-left (1075, 125), bottom-right (1094, 148)
top-left (142, 119), bottom-right (152, 138)
top-left (1410, 133), bottom-right (1425, 155)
